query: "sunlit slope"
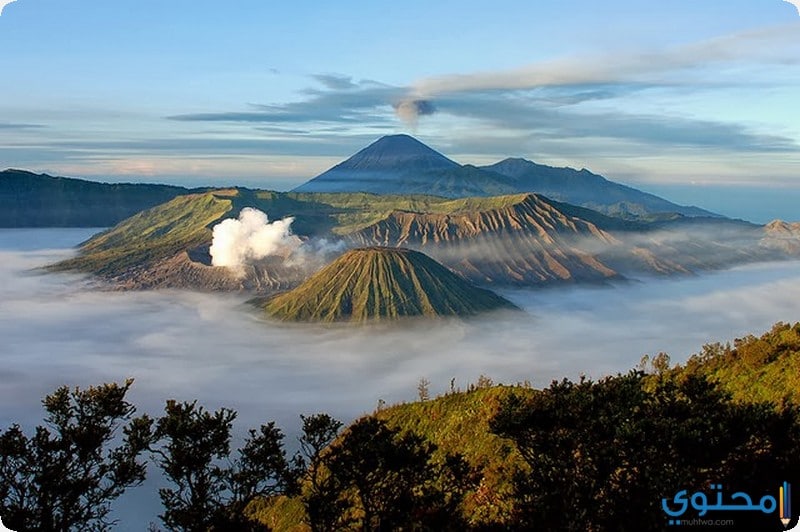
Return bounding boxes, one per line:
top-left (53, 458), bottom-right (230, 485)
top-left (347, 193), bottom-right (619, 285)
top-left (761, 220), bottom-right (800, 254)
top-left (248, 384), bottom-right (532, 529)
top-left (673, 321), bottom-right (800, 405)
top-left (50, 191), bottom-right (234, 277)
top-left (263, 247), bottom-right (518, 322)
top-left (373, 384), bottom-right (533, 525)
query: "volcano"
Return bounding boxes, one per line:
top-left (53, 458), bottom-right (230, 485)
top-left (263, 247), bottom-right (517, 322)
top-left (291, 134), bottom-right (516, 197)
top-left (292, 134), bottom-right (716, 217)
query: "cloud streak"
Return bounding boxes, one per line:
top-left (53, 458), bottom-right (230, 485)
top-left (163, 25), bottom-right (799, 159)
top-left (0, 122), bottom-right (43, 130)
top-left (783, 0), bottom-right (800, 16)
top-left (405, 25), bottom-right (800, 99)
top-left (0, 0), bottom-right (17, 17)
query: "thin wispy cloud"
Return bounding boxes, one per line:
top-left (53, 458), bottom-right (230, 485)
top-left (0, 122), bottom-right (43, 130)
top-left (0, 0), bottom-right (17, 17)
top-left (398, 25), bottom-right (800, 114)
top-left (164, 25), bottom-right (799, 160)
top-left (783, 0), bottom-right (800, 16)
top-left (312, 74), bottom-right (358, 91)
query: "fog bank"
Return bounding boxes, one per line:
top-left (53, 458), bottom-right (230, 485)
top-left (3, 229), bottom-right (800, 528)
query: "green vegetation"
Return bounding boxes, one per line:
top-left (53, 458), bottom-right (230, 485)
top-left (263, 247), bottom-right (518, 322)
top-left (490, 370), bottom-right (799, 530)
top-left (285, 191), bottom-right (449, 235)
top-left (151, 399), bottom-right (298, 530)
top-left (374, 384), bottom-right (531, 525)
top-left (671, 321), bottom-right (800, 405)
top-left (49, 191), bottom-right (233, 277)
top-left (0, 380), bottom-right (151, 531)
top-left (301, 417), bottom-right (476, 530)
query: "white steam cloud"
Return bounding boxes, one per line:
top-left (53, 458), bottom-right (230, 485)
top-left (0, 0), bottom-right (18, 16)
top-left (209, 208), bottom-right (302, 271)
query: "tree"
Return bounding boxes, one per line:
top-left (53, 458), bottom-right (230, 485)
top-left (490, 371), bottom-right (800, 531)
top-left (0, 380), bottom-right (152, 531)
top-left (304, 417), bottom-right (475, 531)
top-left (297, 414), bottom-right (342, 492)
top-left (297, 414), bottom-right (345, 531)
top-left (417, 378), bottom-right (431, 402)
top-left (152, 400), bottom-right (235, 530)
top-left (151, 400), bottom-right (296, 531)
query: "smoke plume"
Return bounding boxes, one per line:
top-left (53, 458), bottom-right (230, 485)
top-left (209, 208), bottom-right (302, 272)
top-left (393, 99), bottom-right (436, 128)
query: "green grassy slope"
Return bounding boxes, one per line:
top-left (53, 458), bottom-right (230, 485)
top-left (247, 384), bottom-right (533, 529)
top-left (50, 190), bottom-right (532, 281)
top-left (373, 385), bottom-right (533, 525)
top-left (248, 321), bottom-right (800, 530)
top-left (49, 191), bottom-right (234, 276)
top-left (263, 247), bottom-right (518, 322)
top-left (673, 322), bottom-right (800, 405)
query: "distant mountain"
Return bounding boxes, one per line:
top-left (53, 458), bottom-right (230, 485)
top-left (0, 169), bottom-right (194, 227)
top-left (482, 158), bottom-right (715, 218)
top-left (292, 135), bottom-right (716, 219)
top-left (263, 247), bottom-right (517, 322)
top-left (293, 134), bottom-right (519, 197)
top-left (761, 220), bottom-right (800, 254)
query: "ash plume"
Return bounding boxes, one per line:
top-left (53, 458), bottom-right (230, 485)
top-left (209, 208), bottom-right (302, 273)
top-left (393, 99), bottom-right (436, 128)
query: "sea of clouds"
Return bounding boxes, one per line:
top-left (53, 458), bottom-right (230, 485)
top-left (3, 228), bottom-right (800, 527)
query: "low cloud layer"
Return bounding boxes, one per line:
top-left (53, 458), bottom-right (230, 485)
top-left (3, 230), bottom-right (800, 525)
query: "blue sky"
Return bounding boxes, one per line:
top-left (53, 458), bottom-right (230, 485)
top-left (1, 0), bottom-right (799, 218)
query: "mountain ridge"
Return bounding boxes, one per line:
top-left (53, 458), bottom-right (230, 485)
top-left (292, 135), bottom-right (716, 218)
top-left (346, 193), bottom-right (620, 285)
top-left (0, 169), bottom-right (195, 227)
top-left (482, 157), bottom-right (715, 218)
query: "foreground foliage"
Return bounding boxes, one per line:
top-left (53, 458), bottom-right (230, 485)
top-left (676, 321), bottom-right (800, 405)
top-left (0, 380), bottom-right (151, 531)
top-left (492, 371), bottom-right (800, 531)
